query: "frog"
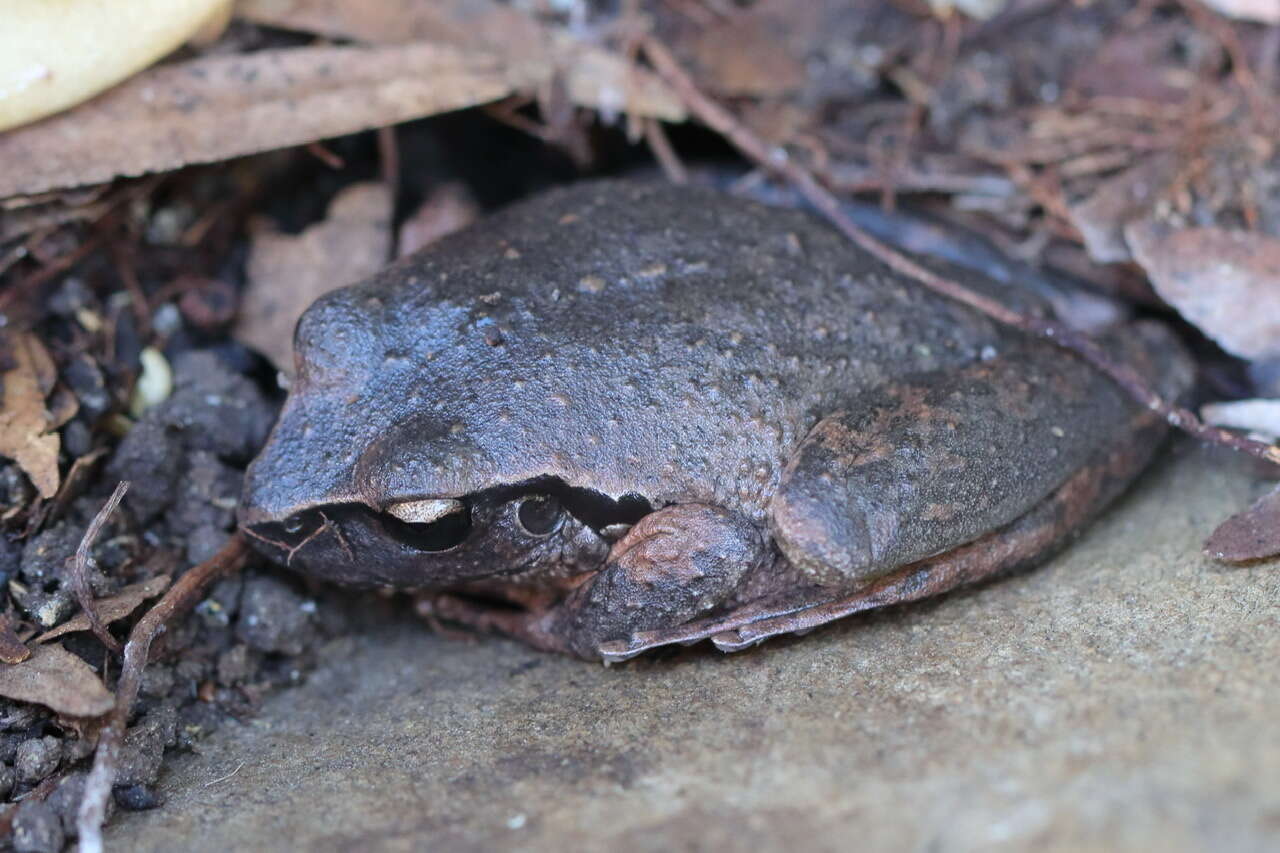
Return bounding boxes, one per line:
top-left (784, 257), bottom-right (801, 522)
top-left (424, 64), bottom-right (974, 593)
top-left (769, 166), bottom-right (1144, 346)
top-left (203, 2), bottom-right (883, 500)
top-left (238, 179), bottom-right (1193, 662)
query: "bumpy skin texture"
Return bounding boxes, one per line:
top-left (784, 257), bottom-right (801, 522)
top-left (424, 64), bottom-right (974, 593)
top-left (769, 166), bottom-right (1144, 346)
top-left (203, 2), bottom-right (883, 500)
top-left (772, 341), bottom-right (1149, 585)
top-left (240, 180), bottom-right (1193, 659)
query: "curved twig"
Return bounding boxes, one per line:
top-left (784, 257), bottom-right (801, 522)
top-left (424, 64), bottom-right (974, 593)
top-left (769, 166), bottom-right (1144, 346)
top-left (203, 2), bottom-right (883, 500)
top-left (76, 532), bottom-right (250, 853)
top-left (69, 481), bottom-right (129, 655)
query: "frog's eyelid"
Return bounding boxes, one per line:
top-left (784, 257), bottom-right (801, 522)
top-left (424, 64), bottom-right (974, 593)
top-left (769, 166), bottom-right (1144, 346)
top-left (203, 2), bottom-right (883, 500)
top-left (386, 498), bottom-right (465, 524)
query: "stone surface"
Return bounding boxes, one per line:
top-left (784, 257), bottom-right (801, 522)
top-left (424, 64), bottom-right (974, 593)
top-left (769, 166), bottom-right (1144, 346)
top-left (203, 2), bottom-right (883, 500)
top-left (109, 444), bottom-right (1280, 852)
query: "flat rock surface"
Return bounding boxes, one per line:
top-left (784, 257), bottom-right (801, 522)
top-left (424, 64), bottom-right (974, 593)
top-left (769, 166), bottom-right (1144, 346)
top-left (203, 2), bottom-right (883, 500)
top-left (109, 444), bottom-right (1280, 852)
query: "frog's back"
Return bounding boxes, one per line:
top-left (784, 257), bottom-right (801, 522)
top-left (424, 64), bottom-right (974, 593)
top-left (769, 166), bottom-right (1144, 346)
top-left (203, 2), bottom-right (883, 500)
top-left (269, 180), bottom-right (1039, 523)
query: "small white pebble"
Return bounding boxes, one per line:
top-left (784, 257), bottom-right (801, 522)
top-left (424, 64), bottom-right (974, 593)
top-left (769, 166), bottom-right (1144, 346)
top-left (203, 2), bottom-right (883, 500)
top-left (152, 302), bottom-right (182, 336)
top-left (75, 307), bottom-right (101, 332)
top-left (507, 814), bottom-right (527, 830)
top-left (130, 347), bottom-right (173, 416)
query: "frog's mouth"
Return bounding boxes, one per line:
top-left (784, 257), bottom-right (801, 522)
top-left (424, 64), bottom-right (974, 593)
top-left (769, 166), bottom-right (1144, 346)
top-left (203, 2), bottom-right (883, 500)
top-left (244, 477), bottom-right (654, 586)
top-left (375, 478), bottom-right (654, 549)
top-left (493, 477), bottom-right (653, 531)
top-left (243, 501), bottom-right (471, 566)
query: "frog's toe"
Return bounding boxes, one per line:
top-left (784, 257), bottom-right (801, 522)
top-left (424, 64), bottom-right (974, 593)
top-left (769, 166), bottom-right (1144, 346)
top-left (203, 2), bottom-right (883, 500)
top-left (595, 622), bottom-right (732, 661)
top-left (419, 592), bottom-right (572, 655)
top-left (710, 630), bottom-right (764, 652)
top-left (596, 637), bottom-right (649, 663)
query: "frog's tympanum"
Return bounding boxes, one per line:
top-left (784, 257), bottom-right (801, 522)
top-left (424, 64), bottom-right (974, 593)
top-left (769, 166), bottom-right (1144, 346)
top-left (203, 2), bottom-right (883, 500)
top-left (239, 181), bottom-right (1192, 661)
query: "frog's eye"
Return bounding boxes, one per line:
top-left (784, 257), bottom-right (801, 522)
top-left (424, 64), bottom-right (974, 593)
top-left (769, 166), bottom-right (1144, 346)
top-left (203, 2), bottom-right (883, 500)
top-left (517, 495), bottom-right (564, 536)
top-left (383, 498), bottom-right (470, 552)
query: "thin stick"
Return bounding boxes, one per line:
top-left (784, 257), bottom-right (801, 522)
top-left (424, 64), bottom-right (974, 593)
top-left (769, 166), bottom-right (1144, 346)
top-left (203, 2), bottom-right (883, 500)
top-left (77, 533), bottom-right (251, 853)
top-left (644, 117), bottom-right (687, 184)
top-left (377, 125), bottom-right (401, 259)
top-left (70, 482), bottom-right (129, 655)
top-left (205, 761), bottom-right (246, 787)
top-left (640, 36), bottom-right (1280, 468)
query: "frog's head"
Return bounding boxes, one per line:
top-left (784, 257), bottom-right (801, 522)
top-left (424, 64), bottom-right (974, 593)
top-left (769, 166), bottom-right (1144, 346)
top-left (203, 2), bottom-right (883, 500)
top-left (240, 476), bottom-right (652, 588)
top-left (237, 277), bottom-right (653, 588)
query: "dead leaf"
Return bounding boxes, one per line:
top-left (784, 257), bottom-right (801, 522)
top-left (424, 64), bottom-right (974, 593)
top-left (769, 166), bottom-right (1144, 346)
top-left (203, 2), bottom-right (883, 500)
top-left (1205, 482), bottom-right (1280, 562)
top-left (41, 447), bottom-right (109, 528)
top-left (1200, 0), bottom-right (1280, 23)
top-left (238, 0), bottom-right (685, 121)
top-left (687, 11), bottom-right (807, 97)
top-left (0, 613), bottom-right (30, 664)
top-left (0, 42), bottom-right (518, 198)
top-left (0, 643), bottom-right (114, 717)
top-left (35, 575), bottom-right (171, 644)
top-left (1067, 154), bottom-right (1176, 264)
top-left (1126, 222), bottom-right (1280, 361)
top-left (23, 331), bottom-right (56, 393)
top-left (46, 385), bottom-right (79, 430)
top-left (397, 182), bottom-right (479, 258)
top-left (550, 33), bottom-right (686, 121)
top-left (0, 186), bottom-right (113, 243)
top-left (238, 0), bottom-right (542, 52)
top-left (0, 0), bottom-right (234, 132)
top-left (1202, 399), bottom-right (1280, 441)
top-left (0, 332), bottom-right (62, 498)
top-left (1069, 23), bottom-right (1200, 104)
top-left (928, 0), bottom-right (1010, 17)
top-left (236, 182), bottom-right (392, 371)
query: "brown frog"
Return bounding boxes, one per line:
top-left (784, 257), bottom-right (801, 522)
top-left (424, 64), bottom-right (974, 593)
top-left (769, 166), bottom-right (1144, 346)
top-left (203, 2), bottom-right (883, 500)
top-left (238, 180), bottom-right (1192, 661)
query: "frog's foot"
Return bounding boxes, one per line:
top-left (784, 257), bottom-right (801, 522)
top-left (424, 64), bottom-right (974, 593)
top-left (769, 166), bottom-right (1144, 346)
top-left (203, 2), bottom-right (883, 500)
top-left (414, 592), bottom-right (572, 655)
top-left (599, 414), bottom-right (1163, 663)
top-left (553, 503), bottom-right (768, 659)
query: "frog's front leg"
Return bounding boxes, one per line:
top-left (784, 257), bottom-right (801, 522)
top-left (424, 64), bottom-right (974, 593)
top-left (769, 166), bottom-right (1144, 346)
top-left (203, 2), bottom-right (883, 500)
top-left (421, 504), bottom-right (767, 659)
top-left (554, 504), bottom-right (767, 658)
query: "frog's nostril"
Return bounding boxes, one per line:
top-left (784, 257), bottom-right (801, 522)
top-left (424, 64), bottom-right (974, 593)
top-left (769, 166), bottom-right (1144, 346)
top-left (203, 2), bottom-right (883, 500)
top-left (282, 514), bottom-right (309, 534)
top-left (277, 510), bottom-right (324, 542)
top-left (244, 510), bottom-right (325, 557)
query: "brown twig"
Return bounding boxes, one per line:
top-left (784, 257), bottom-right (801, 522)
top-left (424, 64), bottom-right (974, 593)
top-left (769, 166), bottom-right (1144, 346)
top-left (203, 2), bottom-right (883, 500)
top-left (304, 141), bottom-right (345, 170)
top-left (77, 533), bottom-right (251, 853)
top-left (378, 125), bottom-right (401, 260)
top-left (107, 243), bottom-right (152, 346)
top-left (70, 482), bottom-right (129, 655)
top-left (0, 229), bottom-right (110, 315)
top-left (644, 117), bottom-right (687, 184)
top-left (2, 177), bottom-right (163, 319)
top-left (1179, 0), bottom-right (1271, 127)
top-left (640, 35), bottom-right (1280, 469)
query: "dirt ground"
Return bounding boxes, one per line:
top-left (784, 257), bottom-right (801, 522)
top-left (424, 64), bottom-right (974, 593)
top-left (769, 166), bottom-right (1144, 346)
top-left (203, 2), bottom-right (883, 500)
top-left (105, 442), bottom-right (1280, 852)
